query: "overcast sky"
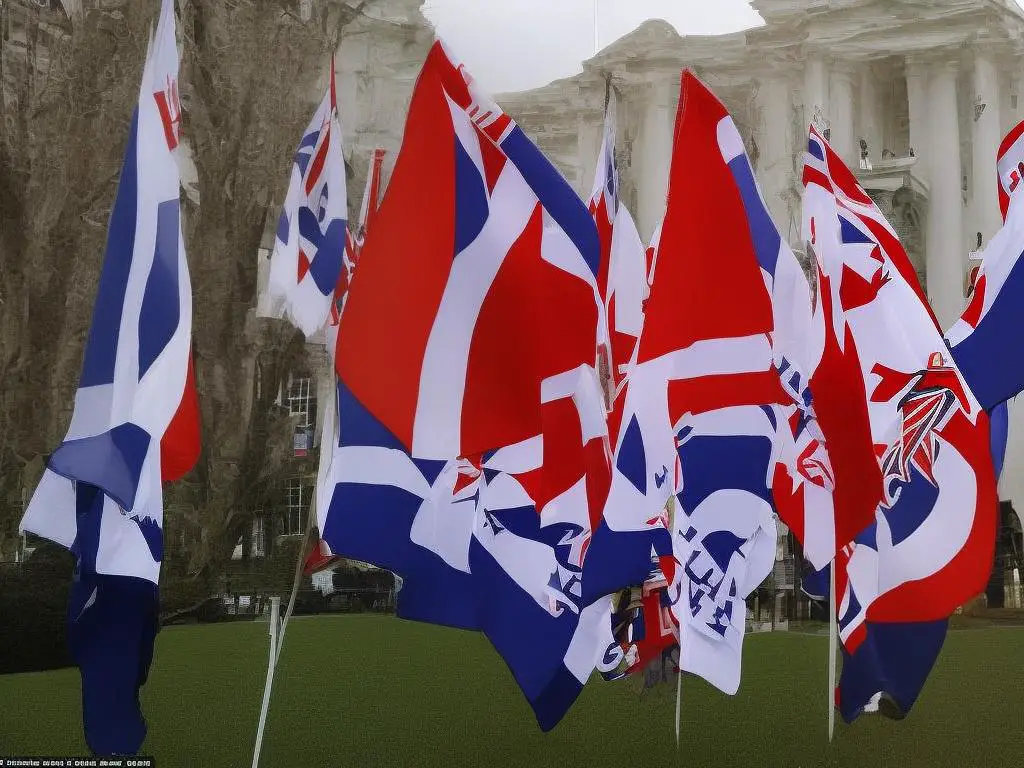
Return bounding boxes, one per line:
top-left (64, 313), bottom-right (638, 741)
top-left (424, 0), bottom-right (1024, 94)
top-left (422, 0), bottom-right (764, 93)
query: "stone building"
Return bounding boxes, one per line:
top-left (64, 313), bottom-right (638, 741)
top-left (498, 0), bottom-right (1024, 598)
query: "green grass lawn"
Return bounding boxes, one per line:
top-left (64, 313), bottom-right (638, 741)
top-left (1, 616), bottom-right (1021, 767)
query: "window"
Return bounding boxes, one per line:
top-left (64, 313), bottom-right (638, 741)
top-left (287, 376), bottom-right (315, 427)
top-left (287, 375), bottom-right (317, 456)
top-left (251, 516), bottom-right (266, 558)
top-left (282, 478), bottom-right (311, 536)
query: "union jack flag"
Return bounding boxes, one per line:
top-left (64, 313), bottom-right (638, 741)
top-left (585, 72), bottom-right (831, 696)
top-left (322, 41), bottom-right (612, 731)
top-left (588, 89), bottom-right (647, 402)
top-left (802, 125), bottom-right (997, 722)
top-left (266, 58), bottom-right (348, 337)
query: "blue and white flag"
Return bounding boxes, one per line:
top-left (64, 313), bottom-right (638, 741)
top-left (20, 0), bottom-right (195, 754)
top-left (318, 43), bottom-right (613, 730)
top-left (266, 60), bottom-right (348, 337)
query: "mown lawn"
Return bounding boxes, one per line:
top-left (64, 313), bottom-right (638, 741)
top-left (0, 615), bottom-right (1021, 767)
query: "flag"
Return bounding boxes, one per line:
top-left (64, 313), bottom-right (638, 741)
top-left (646, 220), bottom-right (662, 287)
top-left (588, 90), bottom-right (647, 398)
top-left (310, 148), bottom-right (389, 575)
top-left (802, 126), bottom-right (997, 722)
top-left (322, 41), bottom-right (611, 730)
top-left (266, 59), bottom-right (348, 337)
top-left (353, 147), bottom-right (386, 256)
top-left (947, 118), bottom-right (1024, 411)
top-left (585, 71), bottom-right (835, 695)
top-left (19, 0), bottom-right (197, 754)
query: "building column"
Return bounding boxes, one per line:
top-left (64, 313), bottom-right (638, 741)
top-left (803, 54), bottom-right (829, 133)
top-left (972, 51), bottom-right (1003, 247)
top-left (757, 73), bottom-right (797, 243)
top-left (926, 60), bottom-right (966, 330)
top-left (829, 64), bottom-right (857, 165)
top-left (636, 77), bottom-right (674, 242)
top-left (859, 64), bottom-right (881, 165)
top-left (575, 107), bottom-right (604, 199)
top-left (905, 58), bottom-right (931, 181)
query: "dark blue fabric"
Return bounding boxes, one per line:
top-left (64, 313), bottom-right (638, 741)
top-left (501, 126), bottom-right (599, 278)
top-left (950, 245), bottom-right (1024, 410)
top-left (324, 381), bottom-right (589, 730)
top-left (137, 199), bottom-right (181, 378)
top-left (581, 520), bottom-right (671, 606)
top-left (800, 562), bottom-right (829, 602)
top-left (989, 400), bottom-right (1009, 481)
top-left (79, 111), bottom-right (139, 388)
top-left (727, 155), bottom-right (782, 276)
top-left (454, 135), bottom-right (490, 255)
top-left (839, 619), bottom-right (948, 723)
top-left (48, 423), bottom-right (152, 514)
top-left (69, 570), bottom-right (159, 755)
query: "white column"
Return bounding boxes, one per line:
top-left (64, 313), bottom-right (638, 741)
top-left (803, 54), bottom-right (829, 133)
top-left (829, 64), bottom-right (857, 165)
top-left (858, 65), bottom-right (880, 165)
top-left (905, 58), bottom-right (931, 179)
top-left (926, 60), bottom-right (966, 330)
top-left (757, 73), bottom-right (797, 243)
top-left (575, 108), bottom-right (604, 199)
top-left (636, 77), bottom-right (674, 241)
top-left (972, 51), bottom-right (1003, 246)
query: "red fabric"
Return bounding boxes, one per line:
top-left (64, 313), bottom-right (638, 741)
top-left (640, 70), bottom-right (774, 364)
top-left (160, 349), bottom-right (201, 482)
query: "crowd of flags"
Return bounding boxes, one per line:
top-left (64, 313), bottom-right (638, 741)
top-left (17, 0), bottom-right (1024, 756)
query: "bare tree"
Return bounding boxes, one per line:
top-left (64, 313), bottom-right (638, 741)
top-left (0, 0), bottom-right (373, 587)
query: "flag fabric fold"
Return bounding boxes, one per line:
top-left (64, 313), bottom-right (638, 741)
top-left (321, 41), bottom-right (612, 730)
top-left (947, 118), bottom-right (1024, 411)
top-left (802, 126), bottom-right (997, 723)
top-left (266, 59), bottom-right (348, 338)
top-left (586, 71), bottom-right (837, 695)
top-left (588, 90), bottom-right (648, 399)
top-left (311, 148), bottom-right (389, 576)
top-left (19, 0), bottom-right (196, 754)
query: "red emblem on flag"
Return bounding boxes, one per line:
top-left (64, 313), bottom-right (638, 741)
top-left (154, 74), bottom-right (181, 151)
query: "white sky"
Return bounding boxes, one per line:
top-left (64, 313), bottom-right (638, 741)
top-left (422, 0), bottom-right (765, 93)
top-left (424, 0), bottom-right (1024, 94)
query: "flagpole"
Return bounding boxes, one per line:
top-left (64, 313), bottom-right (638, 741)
top-left (593, 0), bottom-right (600, 55)
top-left (252, 596), bottom-right (281, 768)
top-left (828, 559), bottom-right (837, 742)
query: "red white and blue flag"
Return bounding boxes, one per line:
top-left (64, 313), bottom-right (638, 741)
top-left (802, 126), bottom-right (997, 721)
top-left (585, 72), bottom-right (835, 694)
top-left (947, 118), bottom-right (1024, 412)
top-left (19, 0), bottom-right (198, 754)
top-left (309, 149), bottom-right (388, 577)
top-left (354, 147), bottom-right (386, 256)
top-left (267, 59), bottom-right (348, 337)
top-left (322, 41), bottom-right (612, 730)
top-left (588, 90), bottom-right (647, 401)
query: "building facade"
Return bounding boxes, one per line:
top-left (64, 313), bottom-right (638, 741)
top-left (498, 0), bottom-right (1024, 592)
top-left (251, 1), bottom-right (1024, 602)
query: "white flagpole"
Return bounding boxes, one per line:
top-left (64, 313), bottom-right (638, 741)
top-left (828, 560), bottom-right (837, 742)
top-left (593, 0), bottom-right (600, 55)
top-left (252, 595), bottom-right (281, 768)
top-left (674, 658), bottom-right (683, 748)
